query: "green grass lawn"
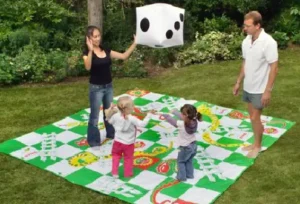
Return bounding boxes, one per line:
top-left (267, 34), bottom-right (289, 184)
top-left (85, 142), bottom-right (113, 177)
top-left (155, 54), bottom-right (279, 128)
top-left (1, 47), bottom-right (299, 204)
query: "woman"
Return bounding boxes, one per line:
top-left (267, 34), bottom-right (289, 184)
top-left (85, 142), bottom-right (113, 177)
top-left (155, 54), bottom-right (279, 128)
top-left (83, 25), bottom-right (137, 149)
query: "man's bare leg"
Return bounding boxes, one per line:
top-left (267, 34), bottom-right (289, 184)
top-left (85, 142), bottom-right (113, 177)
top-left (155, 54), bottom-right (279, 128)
top-left (242, 103), bottom-right (255, 151)
top-left (247, 106), bottom-right (263, 158)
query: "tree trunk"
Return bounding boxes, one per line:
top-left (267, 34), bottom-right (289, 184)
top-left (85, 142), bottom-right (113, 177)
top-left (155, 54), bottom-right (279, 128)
top-left (87, 0), bottom-right (103, 33)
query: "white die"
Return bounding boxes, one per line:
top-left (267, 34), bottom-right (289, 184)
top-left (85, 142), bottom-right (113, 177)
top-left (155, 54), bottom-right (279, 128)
top-left (136, 3), bottom-right (185, 48)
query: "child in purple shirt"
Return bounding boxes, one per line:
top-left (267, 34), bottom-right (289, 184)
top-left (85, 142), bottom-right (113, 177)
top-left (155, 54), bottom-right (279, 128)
top-left (160, 104), bottom-right (202, 181)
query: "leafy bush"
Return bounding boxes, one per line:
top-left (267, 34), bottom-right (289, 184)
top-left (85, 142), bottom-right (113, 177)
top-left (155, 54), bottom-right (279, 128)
top-left (222, 0), bottom-right (272, 13)
top-left (1, 0), bottom-right (298, 85)
top-left (175, 31), bottom-right (244, 68)
top-left (67, 50), bottom-right (86, 76)
top-left (0, 47), bottom-right (87, 85)
top-left (45, 49), bottom-right (88, 82)
top-left (112, 50), bottom-right (147, 78)
top-left (270, 7), bottom-right (300, 36)
top-left (14, 43), bottom-right (50, 83)
top-left (0, 54), bottom-right (17, 85)
top-left (0, 0), bottom-right (81, 55)
top-left (3, 28), bottom-right (49, 56)
top-left (67, 25), bottom-right (86, 50)
top-left (291, 33), bottom-right (300, 45)
top-left (272, 31), bottom-right (290, 49)
top-left (138, 47), bottom-right (182, 68)
top-left (200, 15), bottom-right (241, 34)
top-left (45, 49), bottom-right (68, 82)
top-left (103, 7), bottom-right (136, 52)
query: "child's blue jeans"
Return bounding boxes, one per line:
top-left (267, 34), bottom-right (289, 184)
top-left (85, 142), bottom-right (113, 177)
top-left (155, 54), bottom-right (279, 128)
top-left (177, 141), bottom-right (197, 181)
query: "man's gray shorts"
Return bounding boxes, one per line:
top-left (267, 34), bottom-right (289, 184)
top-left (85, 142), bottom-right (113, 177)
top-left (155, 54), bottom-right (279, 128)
top-left (243, 91), bottom-right (263, 110)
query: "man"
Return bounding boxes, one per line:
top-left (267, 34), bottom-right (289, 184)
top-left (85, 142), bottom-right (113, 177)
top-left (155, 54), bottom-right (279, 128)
top-left (233, 11), bottom-right (278, 158)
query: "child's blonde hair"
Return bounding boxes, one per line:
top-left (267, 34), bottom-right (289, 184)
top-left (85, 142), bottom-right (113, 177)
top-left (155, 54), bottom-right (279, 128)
top-left (117, 96), bottom-right (133, 113)
top-left (105, 96), bottom-right (133, 119)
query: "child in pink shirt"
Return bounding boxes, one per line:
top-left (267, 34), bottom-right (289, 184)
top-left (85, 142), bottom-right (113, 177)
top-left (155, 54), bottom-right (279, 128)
top-left (105, 96), bottom-right (154, 178)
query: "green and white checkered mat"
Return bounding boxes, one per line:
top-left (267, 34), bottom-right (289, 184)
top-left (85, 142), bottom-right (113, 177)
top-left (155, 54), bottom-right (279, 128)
top-left (0, 90), bottom-right (295, 204)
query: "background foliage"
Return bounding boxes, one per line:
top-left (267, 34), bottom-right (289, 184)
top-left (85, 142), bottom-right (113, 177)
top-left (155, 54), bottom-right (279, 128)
top-left (0, 0), bottom-right (299, 85)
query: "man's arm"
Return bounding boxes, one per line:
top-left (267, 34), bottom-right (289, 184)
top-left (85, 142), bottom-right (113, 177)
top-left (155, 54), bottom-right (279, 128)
top-left (233, 60), bottom-right (245, 96)
top-left (236, 60), bottom-right (245, 84)
top-left (261, 61), bottom-right (278, 107)
top-left (265, 61), bottom-right (278, 92)
top-left (261, 39), bottom-right (279, 107)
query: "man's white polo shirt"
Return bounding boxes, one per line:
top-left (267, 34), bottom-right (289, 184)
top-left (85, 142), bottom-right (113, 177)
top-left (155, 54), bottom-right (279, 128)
top-left (242, 29), bottom-right (278, 94)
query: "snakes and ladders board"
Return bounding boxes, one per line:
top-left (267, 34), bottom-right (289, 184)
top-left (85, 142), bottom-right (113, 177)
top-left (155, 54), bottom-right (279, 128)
top-left (0, 90), bottom-right (295, 204)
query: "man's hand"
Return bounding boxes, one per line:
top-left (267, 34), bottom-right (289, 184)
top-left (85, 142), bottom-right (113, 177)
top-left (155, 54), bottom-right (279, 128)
top-left (261, 91), bottom-right (271, 107)
top-left (233, 83), bottom-right (240, 96)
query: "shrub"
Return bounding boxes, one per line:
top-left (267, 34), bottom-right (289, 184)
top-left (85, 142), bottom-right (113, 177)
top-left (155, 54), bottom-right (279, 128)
top-left (0, 54), bottom-right (17, 85)
top-left (139, 47), bottom-right (182, 68)
top-left (291, 33), bottom-right (300, 45)
top-left (175, 31), bottom-right (244, 67)
top-left (272, 31), bottom-right (289, 49)
top-left (200, 15), bottom-right (241, 34)
top-left (14, 43), bottom-right (50, 83)
top-left (112, 50), bottom-right (147, 78)
top-left (67, 50), bottom-right (86, 77)
top-left (45, 49), bottom-right (68, 82)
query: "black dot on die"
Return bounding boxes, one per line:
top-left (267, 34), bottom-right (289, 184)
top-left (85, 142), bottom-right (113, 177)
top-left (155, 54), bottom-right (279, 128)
top-left (140, 18), bottom-right (150, 32)
top-left (174, 21), bottom-right (180, 30)
top-left (166, 30), bottom-right (173, 39)
top-left (180, 13), bottom-right (184, 22)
